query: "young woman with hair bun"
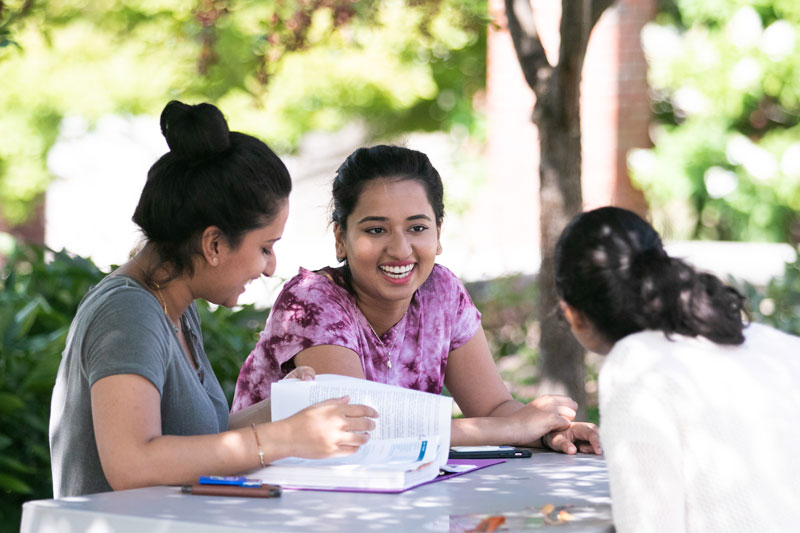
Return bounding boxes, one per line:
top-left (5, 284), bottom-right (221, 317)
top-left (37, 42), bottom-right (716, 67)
top-left (555, 206), bottom-right (800, 532)
top-left (49, 101), bottom-right (377, 498)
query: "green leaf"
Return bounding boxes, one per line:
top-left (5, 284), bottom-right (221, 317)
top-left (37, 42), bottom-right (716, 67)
top-left (0, 393), bottom-right (24, 416)
top-left (0, 455), bottom-right (33, 475)
top-left (11, 298), bottom-right (43, 340)
top-left (0, 473), bottom-right (33, 494)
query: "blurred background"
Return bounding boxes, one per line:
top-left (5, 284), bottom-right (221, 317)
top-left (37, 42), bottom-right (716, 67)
top-left (2, 0), bottom-right (800, 527)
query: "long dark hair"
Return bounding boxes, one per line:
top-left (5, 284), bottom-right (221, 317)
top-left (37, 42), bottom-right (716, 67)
top-left (555, 206), bottom-right (747, 345)
top-left (132, 101), bottom-right (291, 284)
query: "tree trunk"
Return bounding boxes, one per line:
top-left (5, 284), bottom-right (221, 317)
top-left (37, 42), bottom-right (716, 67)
top-left (535, 82), bottom-right (585, 411)
top-left (505, 0), bottom-right (614, 417)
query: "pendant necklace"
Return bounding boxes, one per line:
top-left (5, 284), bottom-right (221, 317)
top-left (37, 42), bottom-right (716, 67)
top-left (154, 280), bottom-right (202, 382)
top-left (370, 324), bottom-right (398, 369)
top-left (131, 255), bottom-right (179, 335)
top-left (153, 281), bottom-right (179, 334)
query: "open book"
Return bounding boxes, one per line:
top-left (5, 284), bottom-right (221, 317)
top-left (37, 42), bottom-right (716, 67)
top-left (249, 374), bottom-right (456, 492)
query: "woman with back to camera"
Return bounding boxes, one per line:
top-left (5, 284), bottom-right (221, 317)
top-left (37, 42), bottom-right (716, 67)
top-left (49, 101), bottom-right (377, 498)
top-left (233, 144), bottom-right (600, 453)
top-left (554, 206), bottom-right (800, 532)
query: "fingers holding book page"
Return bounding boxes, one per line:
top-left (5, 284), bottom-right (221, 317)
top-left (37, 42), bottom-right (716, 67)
top-left (279, 396), bottom-right (378, 459)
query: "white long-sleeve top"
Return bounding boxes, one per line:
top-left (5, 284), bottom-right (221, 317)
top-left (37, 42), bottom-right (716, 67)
top-left (599, 323), bottom-right (800, 533)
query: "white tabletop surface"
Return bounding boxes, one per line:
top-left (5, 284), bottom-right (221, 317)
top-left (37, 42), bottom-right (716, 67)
top-left (21, 451), bottom-right (613, 532)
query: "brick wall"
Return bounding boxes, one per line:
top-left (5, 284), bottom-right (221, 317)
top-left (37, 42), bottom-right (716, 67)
top-left (486, 0), bottom-right (655, 254)
top-left (0, 200), bottom-right (45, 245)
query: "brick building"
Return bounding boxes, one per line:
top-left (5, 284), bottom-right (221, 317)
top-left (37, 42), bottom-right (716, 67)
top-left (474, 0), bottom-right (654, 264)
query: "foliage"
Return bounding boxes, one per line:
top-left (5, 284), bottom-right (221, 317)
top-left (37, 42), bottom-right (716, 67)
top-left (737, 254), bottom-right (800, 335)
top-left (630, 0), bottom-right (800, 244)
top-left (0, 238), bottom-right (265, 530)
top-left (0, 241), bottom-right (104, 531)
top-left (0, 0), bottom-right (487, 225)
top-left (467, 274), bottom-right (540, 367)
top-left (195, 301), bottom-right (265, 401)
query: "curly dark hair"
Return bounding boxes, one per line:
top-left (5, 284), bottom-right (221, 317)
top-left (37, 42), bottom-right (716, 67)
top-left (555, 206), bottom-right (748, 345)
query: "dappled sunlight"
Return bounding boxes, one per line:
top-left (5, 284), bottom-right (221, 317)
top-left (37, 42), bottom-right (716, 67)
top-left (22, 456), bottom-right (613, 532)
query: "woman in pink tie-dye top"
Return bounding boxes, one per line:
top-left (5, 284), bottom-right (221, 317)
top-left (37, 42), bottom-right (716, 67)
top-left (234, 145), bottom-right (600, 453)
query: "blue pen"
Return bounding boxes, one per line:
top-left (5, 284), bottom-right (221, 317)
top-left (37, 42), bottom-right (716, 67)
top-left (198, 476), bottom-right (263, 487)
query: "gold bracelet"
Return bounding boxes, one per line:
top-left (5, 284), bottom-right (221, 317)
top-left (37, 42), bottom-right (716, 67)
top-left (251, 423), bottom-right (266, 467)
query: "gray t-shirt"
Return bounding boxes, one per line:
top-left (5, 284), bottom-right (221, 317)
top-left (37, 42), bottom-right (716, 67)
top-left (49, 275), bottom-right (229, 497)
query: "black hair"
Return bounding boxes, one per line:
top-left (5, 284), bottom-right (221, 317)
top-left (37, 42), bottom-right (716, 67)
top-left (554, 206), bottom-right (747, 345)
top-left (331, 145), bottom-right (445, 231)
top-left (132, 100), bottom-right (291, 284)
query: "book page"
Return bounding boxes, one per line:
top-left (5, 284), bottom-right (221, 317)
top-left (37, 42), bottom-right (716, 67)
top-left (270, 375), bottom-right (452, 467)
top-left (273, 436), bottom-right (439, 467)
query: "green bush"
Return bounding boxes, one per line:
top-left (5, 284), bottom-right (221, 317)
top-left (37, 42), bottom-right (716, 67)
top-left (0, 240), bottom-right (270, 532)
top-left (737, 254), bottom-right (800, 336)
top-left (0, 243), bottom-right (104, 531)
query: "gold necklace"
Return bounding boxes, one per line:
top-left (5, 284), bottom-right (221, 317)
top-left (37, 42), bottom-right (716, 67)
top-left (370, 324), bottom-right (398, 369)
top-left (153, 281), bottom-right (179, 334)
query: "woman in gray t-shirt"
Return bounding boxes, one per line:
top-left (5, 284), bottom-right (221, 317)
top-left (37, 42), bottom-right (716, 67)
top-left (49, 101), bottom-right (377, 498)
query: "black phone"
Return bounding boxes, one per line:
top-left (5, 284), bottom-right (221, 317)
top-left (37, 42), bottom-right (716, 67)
top-left (449, 445), bottom-right (533, 459)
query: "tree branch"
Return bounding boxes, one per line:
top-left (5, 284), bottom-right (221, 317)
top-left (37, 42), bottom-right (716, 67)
top-left (591, 0), bottom-right (615, 28)
top-left (504, 0), bottom-right (551, 96)
top-left (559, 0), bottom-right (614, 77)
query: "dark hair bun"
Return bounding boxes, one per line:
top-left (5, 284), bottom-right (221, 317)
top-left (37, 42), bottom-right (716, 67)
top-left (159, 101), bottom-right (230, 161)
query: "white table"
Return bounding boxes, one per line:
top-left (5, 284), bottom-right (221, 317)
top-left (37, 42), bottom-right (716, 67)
top-left (21, 451), bottom-right (613, 532)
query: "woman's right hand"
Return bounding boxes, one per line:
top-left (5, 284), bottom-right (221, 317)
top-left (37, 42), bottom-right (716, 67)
top-left (278, 396), bottom-right (378, 459)
top-left (506, 395), bottom-right (576, 446)
top-left (530, 394), bottom-right (578, 421)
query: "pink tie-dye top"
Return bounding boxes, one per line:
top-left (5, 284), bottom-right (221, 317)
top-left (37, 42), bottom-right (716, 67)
top-left (231, 264), bottom-right (481, 411)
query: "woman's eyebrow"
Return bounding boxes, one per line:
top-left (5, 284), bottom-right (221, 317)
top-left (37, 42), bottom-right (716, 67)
top-left (357, 216), bottom-right (388, 224)
top-left (357, 214), bottom-right (432, 224)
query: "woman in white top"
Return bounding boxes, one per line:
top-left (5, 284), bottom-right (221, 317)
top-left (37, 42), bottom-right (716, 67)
top-left (554, 206), bottom-right (800, 533)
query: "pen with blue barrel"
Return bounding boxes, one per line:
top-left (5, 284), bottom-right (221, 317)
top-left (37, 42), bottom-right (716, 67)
top-left (182, 475), bottom-right (282, 498)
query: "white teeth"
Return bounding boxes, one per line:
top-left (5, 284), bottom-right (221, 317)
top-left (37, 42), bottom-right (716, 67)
top-left (380, 264), bottom-right (414, 278)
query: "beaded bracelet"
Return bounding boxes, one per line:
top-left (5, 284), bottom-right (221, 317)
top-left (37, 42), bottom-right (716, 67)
top-left (251, 424), bottom-right (266, 467)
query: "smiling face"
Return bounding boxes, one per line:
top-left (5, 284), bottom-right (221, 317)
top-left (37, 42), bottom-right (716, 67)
top-left (335, 178), bottom-right (441, 313)
top-left (210, 199), bottom-right (289, 308)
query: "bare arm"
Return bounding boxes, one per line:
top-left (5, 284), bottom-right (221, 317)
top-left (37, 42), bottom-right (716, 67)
top-left (294, 344), bottom-right (366, 378)
top-left (91, 374), bottom-right (377, 491)
top-left (444, 327), bottom-right (575, 446)
top-left (228, 366), bottom-right (318, 429)
top-left (292, 331), bottom-right (595, 452)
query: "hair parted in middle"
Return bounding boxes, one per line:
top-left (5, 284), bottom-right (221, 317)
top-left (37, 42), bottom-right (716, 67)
top-left (331, 144), bottom-right (445, 231)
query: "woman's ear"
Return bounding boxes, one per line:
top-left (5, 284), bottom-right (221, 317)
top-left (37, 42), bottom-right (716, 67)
top-left (436, 224), bottom-right (442, 256)
top-left (559, 300), bottom-right (614, 355)
top-left (333, 223), bottom-right (346, 262)
top-left (200, 226), bottom-right (225, 266)
top-left (559, 301), bottom-right (584, 331)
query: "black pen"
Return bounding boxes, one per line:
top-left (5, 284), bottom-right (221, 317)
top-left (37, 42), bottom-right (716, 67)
top-left (181, 483), bottom-right (282, 498)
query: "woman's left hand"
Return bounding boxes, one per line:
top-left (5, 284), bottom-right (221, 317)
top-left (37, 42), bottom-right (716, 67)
top-left (543, 422), bottom-right (602, 455)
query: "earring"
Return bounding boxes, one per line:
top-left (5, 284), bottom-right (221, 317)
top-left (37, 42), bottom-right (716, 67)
top-left (212, 258), bottom-right (218, 265)
top-left (436, 244), bottom-right (442, 254)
